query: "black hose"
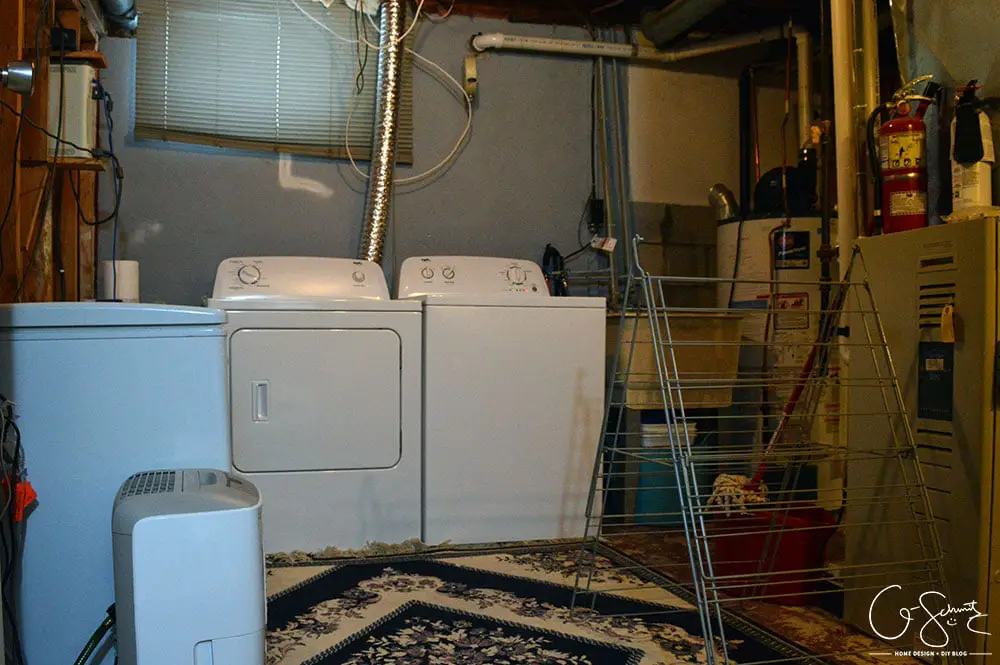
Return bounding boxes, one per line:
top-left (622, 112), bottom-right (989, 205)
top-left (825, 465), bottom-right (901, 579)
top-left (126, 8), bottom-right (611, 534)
top-left (74, 605), bottom-right (116, 665)
top-left (867, 104), bottom-right (887, 220)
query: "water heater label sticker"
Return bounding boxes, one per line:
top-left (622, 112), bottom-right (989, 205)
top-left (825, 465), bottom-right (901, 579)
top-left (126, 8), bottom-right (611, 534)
top-left (775, 293), bottom-right (809, 330)
top-left (773, 231), bottom-right (810, 269)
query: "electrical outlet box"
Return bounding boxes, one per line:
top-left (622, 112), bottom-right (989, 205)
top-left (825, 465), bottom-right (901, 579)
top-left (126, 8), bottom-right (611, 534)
top-left (588, 198), bottom-right (605, 235)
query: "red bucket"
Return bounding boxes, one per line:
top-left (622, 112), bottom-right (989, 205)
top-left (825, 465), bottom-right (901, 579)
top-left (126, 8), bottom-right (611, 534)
top-left (711, 508), bottom-right (837, 605)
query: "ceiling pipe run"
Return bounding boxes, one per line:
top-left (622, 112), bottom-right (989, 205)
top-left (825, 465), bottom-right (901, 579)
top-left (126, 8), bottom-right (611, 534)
top-left (471, 26), bottom-right (788, 64)
top-left (859, 0), bottom-right (880, 116)
top-left (358, 0), bottom-right (405, 265)
top-left (640, 0), bottom-right (732, 49)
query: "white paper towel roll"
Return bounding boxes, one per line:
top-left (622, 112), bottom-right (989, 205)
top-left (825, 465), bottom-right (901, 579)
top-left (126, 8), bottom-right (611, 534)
top-left (100, 260), bottom-right (139, 302)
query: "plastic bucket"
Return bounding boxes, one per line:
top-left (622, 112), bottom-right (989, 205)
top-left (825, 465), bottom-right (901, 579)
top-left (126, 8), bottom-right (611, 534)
top-left (634, 423), bottom-right (703, 526)
top-left (711, 508), bottom-right (837, 605)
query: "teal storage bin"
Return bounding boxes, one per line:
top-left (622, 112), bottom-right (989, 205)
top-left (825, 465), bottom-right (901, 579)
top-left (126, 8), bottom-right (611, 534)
top-left (634, 424), bottom-right (707, 526)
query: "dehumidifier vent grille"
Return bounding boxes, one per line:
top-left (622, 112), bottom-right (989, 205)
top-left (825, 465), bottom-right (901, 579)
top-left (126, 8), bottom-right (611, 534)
top-left (120, 471), bottom-right (176, 498)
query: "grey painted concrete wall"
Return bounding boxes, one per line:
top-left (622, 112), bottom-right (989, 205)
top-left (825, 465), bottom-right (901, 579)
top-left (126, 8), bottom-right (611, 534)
top-left (99, 18), bottom-right (592, 305)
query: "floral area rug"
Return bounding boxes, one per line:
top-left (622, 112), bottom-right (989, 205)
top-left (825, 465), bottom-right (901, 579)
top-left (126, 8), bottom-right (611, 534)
top-left (265, 542), bottom-right (823, 665)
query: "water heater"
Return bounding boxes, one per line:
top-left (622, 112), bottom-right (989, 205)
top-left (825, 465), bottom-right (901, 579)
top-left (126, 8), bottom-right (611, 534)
top-left (716, 216), bottom-right (843, 509)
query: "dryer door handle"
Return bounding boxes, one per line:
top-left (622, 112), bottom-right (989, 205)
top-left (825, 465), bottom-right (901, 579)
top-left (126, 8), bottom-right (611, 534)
top-left (252, 381), bottom-right (270, 422)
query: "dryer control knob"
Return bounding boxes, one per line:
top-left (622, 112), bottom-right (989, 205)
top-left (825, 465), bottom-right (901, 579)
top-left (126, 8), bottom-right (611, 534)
top-left (506, 267), bottom-right (526, 284)
top-left (421, 267), bottom-right (435, 280)
top-left (442, 267), bottom-right (455, 280)
top-left (352, 270), bottom-right (366, 283)
top-left (238, 264), bottom-right (261, 285)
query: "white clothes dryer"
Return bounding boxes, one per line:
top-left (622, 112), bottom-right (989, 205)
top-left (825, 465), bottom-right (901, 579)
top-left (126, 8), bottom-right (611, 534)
top-left (209, 257), bottom-right (421, 553)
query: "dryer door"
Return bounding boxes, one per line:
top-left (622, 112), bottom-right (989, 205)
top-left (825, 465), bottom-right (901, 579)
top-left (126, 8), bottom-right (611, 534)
top-left (230, 328), bottom-right (401, 472)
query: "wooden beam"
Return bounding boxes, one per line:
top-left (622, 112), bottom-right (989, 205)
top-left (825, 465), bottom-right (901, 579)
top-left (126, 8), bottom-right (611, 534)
top-left (0, 0), bottom-right (26, 302)
top-left (22, 157), bottom-right (106, 170)
top-left (56, 0), bottom-right (105, 48)
top-left (57, 170), bottom-right (79, 300)
top-left (18, 167), bottom-right (49, 266)
top-left (22, 192), bottom-right (54, 301)
top-left (55, 7), bottom-right (81, 46)
top-left (77, 170), bottom-right (95, 299)
top-left (16, 168), bottom-right (52, 301)
top-left (49, 50), bottom-right (107, 68)
top-left (19, 0), bottom-right (52, 166)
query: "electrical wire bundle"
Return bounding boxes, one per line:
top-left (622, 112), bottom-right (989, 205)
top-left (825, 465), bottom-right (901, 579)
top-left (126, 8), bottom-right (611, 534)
top-left (0, 12), bottom-right (124, 302)
top-left (0, 0), bottom-right (60, 301)
top-left (287, 0), bottom-right (473, 187)
top-left (73, 605), bottom-right (116, 665)
top-left (0, 396), bottom-right (27, 665)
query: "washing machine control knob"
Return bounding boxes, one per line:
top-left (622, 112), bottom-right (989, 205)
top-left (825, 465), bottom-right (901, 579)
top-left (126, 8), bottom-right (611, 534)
top-left (421, 267), bottom-right (435, 280)
top-left (237, 264), bottom-right (261, 285)
top-left (442, 267), bottom-right (455, 280)
top-left (352, 270), bottom-right (366, 283)
top-left (506, 267), bottom-right (526, 284)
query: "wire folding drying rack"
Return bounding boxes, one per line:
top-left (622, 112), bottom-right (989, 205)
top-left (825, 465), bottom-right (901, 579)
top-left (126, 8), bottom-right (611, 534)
top-left (570, 237), bottom-right (958, 665)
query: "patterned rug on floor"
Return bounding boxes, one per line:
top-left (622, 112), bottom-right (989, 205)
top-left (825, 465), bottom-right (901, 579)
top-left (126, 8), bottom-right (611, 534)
top-left (266, 542), bottom-right (824, 665)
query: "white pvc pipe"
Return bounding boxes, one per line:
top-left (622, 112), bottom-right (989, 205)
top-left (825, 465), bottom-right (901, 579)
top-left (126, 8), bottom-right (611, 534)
top-left (471, 27), bottom-right (787, 64)
top-left (831, 0), bottom-right (857, 456)
top-left (831, 0), bottom-right (857, 278)
top-left (859, 0), bottom-right (880, 241)
top-left (795, 30), bottom-right (812, 147)
top-left (860, 0), bottom-right (880, 115)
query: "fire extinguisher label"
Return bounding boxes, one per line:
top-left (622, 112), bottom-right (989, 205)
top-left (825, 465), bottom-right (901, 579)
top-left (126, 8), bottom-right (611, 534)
top-left (880, 131), bottom-right (924, 169)
top-left (888, 190), bottom-right (928, 216)
top-left (952, 162), bottom-right (992, 209)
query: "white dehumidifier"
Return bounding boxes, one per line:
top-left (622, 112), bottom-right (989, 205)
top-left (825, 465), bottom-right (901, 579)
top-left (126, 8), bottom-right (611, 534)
top-left (112, 469), bottom-right (265, 665)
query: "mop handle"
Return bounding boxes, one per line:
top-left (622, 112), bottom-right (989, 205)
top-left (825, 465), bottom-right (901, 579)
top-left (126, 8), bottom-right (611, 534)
top-left (748, 345), bottom-right (818, 486)
top-left (746, 256), bottom-right (856, 489)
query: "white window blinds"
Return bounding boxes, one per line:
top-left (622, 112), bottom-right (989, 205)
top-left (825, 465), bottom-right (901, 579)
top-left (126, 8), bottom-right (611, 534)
top-left (133, 0), bottom-right (414, 162)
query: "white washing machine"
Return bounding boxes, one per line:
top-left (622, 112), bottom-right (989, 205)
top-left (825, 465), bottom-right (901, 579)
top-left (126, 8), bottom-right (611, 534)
top-left (208, 257), bottom-right (422, 553)
top-left (397, 256), bottom-right (606, 545)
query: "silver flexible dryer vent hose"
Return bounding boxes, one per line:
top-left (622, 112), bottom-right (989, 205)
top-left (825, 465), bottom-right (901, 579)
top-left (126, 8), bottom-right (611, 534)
top-left (358, 0), bottom-right (405, 265)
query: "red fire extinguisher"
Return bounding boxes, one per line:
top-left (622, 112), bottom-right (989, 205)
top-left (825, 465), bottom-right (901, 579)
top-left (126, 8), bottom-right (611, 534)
top-left (869, 76), bottom-right (941, 234)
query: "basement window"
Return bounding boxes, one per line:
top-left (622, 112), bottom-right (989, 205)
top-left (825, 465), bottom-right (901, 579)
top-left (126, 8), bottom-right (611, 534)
top-left (133, 0), bottom-right (414, 162)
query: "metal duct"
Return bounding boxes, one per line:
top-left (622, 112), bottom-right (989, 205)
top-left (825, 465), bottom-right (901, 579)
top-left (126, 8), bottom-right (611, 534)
top-left (100, 0), bottom-right (137, 31)
top-left (640, 0), bottom-right (731, 50)
top-left (358, 0), bottom-right (405, 265)
top-left (708, 184), bottom-right (740, 221)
